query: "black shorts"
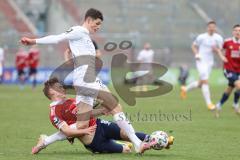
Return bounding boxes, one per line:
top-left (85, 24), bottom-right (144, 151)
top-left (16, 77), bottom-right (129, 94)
top-left (29, 68), bottom-right (37, 75)
top-left (84, 119), bottom-right (123, 153)
top-left (18, 69), bottom-right (25, 76)
top-left (224, 69), bottom-right (240, 87)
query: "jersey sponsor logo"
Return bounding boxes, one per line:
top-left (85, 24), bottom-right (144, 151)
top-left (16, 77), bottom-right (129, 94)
top-left (100, 119), bottom-right (111, 125)
top-left (231, 50), bottom-right (240, 58)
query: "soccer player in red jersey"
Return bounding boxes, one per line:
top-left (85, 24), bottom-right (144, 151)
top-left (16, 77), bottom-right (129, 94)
top-left (32, 78), bottom-right (170, 154)
top-left (15, 48), bottom-right (28, 89)
top-left (215, 24), bottom-right (240, 117)
top-left (28, 46), bottom-right (40, 89)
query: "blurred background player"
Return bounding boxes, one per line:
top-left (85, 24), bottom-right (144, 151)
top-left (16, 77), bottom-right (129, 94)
top-left (181, 21), bottom-right (227, 110)
top-left (15, 48), bottom-right (28, 90)
top-left (215, 24), bottom-right (240, 117)
top-left (178, 64), bottom-right (189, 87)
top-left (0, 46), bottom-right (4, 83)
top-left (136, 42), bottom-right (155, 91)
top-left (27, 46), bottom-right (40, 89)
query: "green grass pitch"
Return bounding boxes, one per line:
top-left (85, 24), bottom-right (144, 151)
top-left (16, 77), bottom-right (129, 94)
top-left (0, 84), bottom-right (240, 160)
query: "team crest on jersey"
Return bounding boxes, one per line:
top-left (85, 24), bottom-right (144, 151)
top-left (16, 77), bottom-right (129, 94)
top-left (229, 46), bottom-right (233, 49)
top-left (66, 28), bottom-right (73, 33)
top-left (53, 117), bottom-right (60, 125)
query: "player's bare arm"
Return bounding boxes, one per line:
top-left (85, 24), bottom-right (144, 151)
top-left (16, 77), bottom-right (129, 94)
top-left (64, 47), bottom-right (72, 62)
top-left (212, 46), bottom-right (228, 62)
top-left (60, 122), bottom-right (96, 137)
top-left (191, 44), bottom-right (200, 60)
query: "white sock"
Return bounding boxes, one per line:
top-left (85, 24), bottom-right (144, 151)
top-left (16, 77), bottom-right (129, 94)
top-left (113, 112), bottom-right (141, 150)
top-left (201, 84), bottom-right (211, 105)
top-left (44, 131), bottom-right (67, 146)
top-left (186, 81), bottom-right (199, 92)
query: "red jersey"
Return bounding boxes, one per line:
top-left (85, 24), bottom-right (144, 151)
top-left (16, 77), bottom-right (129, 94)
top-left (49, 98), bottom-right (96, 130)
top-left (15, 51), bottom-right (28, 70)
top-left (28, 48), bottom-right (40, 68)
top-left (223, 38), bottom-right (240, 73)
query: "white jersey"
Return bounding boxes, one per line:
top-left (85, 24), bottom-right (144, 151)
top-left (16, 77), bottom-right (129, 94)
top-left (0, 48), bottom-right (4, 62)
top-left (193, 32), bottom-right (223, 64)
top-left (36, 26), bottom-right (96, 57)
top-left (137, 49), bottom-right (154, 63)
top-left (36, 26), bottom-right (104, 106)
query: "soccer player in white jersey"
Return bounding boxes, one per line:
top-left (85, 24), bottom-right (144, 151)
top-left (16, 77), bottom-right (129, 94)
top-left (20, 8), bottom-right (153, 153)
top-left (136, 42), bottom-right (155, 91)
top-left (181, 21), bottom-right (227, 110)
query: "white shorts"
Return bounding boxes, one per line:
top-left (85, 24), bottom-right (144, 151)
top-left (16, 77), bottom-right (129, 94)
top-left (73, 66), bottom-right (108, 106)
top-left (196, 60), bottom-right (213, 80)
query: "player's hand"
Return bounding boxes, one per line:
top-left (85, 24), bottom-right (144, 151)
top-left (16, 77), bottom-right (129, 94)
top-left (83, 125), bottom-right (97, 135)
top-left (212, 46), bottom-right (219, 53)
top-left (195, 54), bottom-right (201, 60)
top-left (20, 37), bottom-right (36, 45)
top-left (221, 56), bottom-right (228, 63)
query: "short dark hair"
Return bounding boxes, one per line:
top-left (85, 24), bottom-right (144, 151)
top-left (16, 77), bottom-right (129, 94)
top-left (207, 21), bottom-right (216, 25)
top-left (43, 77), bottom-right (65, 100)
top-left (233, 24), bottom-right (240, 29)
top-left (85, 8), bottom-right (103, 21)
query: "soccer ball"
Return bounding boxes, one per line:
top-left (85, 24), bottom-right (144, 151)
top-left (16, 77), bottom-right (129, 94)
top-left (149, 131), bottom-right (168, 150)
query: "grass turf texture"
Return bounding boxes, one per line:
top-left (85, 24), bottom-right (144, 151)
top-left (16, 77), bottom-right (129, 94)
top-left (0, 85), bottom-right (240, 160)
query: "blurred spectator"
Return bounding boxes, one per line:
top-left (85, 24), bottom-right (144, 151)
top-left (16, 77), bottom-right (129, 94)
top-left (0, 47), bottom-right (4, 83)
top-left (28, 46), bottom-right (40, 89)
top-left (15, 48), bottom-right (28, 90)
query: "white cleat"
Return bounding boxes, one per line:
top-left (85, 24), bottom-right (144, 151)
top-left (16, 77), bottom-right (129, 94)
top-left (215, 103), bottom-right (222, 118)
top-left (31, 134), bottom-right (47, 154)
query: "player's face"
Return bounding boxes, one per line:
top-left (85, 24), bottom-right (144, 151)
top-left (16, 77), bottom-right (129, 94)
top-left (207, 24), bottom-right (216, 34)
top-left (233, 27), bottom-right (240, 39)
top-left (88, 18), bottom-right (102, 33)
top-left (49, 87), bottom-right (66, 100)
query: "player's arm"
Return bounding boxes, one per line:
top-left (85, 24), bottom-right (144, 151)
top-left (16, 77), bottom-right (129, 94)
top-left (213, 37), bottom-right (228, 63)
top-left (64, 47), bottom-right (72, 61)
top-left (96, 49), bottom-right (102, 58)
top-left (192, 35), bottom-right (202, 60)
top-left (212, 46), bottom-right (227, 62)
top-left (191, 43), bottom-right (200, 60)
top-left (59, 122), bottom-right (96, 137)
top-left (20, 27), bottom-right (81, 46)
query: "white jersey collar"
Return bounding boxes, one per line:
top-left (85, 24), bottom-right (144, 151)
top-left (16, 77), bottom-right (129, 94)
top-left (81, 26), bottom-right (90, 34)
top-left (50, 99), bottom-right (66, 107)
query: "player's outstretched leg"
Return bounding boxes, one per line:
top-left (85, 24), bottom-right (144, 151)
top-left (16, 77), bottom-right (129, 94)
top-left (97, 90), bottom-right (155, 153)
top-left (32, 132), bottom-right (67, 154)
top-left (200, 80), bottom-right (215, 110)
top-left (215, 86), bottom-right (233, 118)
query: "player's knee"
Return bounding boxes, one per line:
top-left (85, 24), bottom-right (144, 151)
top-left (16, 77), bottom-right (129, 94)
top-left (200, 79), bottom-right (208, 85)
top-left (120, 129), bottom-right (129, 141)
top-left (234, 80), bottom-right (240, 89)
top-left (225, 87), bottom-right (233, 94)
